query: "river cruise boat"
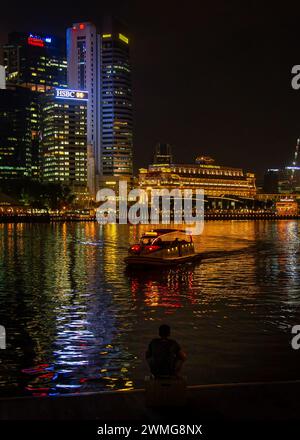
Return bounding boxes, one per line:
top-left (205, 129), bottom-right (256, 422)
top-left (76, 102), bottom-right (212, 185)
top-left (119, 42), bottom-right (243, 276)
top-left (124, 229), bottom-right (201, 267)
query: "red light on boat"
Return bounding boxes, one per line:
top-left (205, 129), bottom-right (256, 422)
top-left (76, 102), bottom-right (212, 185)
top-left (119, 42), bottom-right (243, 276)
top-left (79, 23), bottom-right (85, 30)
top-left (131, 245), bottom-right (141, 252)
top-left (146, 245), bottom-right (160, 252)
top-left (28, 37), bottom-right (44, 47)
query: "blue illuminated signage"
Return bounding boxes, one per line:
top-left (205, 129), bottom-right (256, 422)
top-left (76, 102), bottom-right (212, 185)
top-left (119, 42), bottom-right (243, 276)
top-left (55, 88), bottom-right (89, 101)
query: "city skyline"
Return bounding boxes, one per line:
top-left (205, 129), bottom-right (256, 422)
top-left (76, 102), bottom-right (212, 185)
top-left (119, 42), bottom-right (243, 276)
top-left (1, 4), bottom-right (300, 432)
top-left (0, 18), bottom-right (134, 194)
top-left (1, 1), bottom-right (300, 177)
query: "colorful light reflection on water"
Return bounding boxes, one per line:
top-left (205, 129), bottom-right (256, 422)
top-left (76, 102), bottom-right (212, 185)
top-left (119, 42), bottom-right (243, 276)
top-left (0, 221), bottom-right (299, 397)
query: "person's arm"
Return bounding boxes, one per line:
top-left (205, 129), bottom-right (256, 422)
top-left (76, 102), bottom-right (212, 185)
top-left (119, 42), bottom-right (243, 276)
top-left (176, 344), bottom-right (187, 362)
top-left (178, 349), bottom-right (187, 362)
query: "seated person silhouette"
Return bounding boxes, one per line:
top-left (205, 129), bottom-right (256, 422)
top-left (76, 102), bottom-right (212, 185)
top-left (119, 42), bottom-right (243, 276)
top-left (146, 324), bottom-right (186, 378)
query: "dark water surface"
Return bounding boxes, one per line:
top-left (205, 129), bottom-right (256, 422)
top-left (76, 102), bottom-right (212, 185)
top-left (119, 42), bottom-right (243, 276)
top-left (0, 220), bottom-right (299, 397)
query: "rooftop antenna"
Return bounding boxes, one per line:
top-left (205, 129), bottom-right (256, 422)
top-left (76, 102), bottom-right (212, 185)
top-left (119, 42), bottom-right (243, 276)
top-left (290, 138), bottom-right (300, 183)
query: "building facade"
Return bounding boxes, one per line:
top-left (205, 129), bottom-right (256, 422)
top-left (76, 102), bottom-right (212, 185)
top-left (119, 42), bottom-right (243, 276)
top-left (2, 32), bottom-right (68, 181)
top-left (263, 167), bottom-right (300, 195)
top-left (275, 198), bottom-right (298, 216)
top-left (0, 87), bottom-right (35, 180)
top-left (153, 143), bottom-right (173, 165)
top-left (139, 158), bottom-right (256, 199)
top-left (39, 88), bottom-right (88, 194)
top-left (263, 169), bottom-right (279, 194)
top-left (66, 22), bottom-right (100, 182)
top-left (3, 32), bottom-right (67, 92)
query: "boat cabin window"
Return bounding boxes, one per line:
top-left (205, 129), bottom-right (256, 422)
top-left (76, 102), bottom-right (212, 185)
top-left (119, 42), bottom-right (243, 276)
top-left (140, 231), bottom-right (192, 245)
top-left (141, 237), bottom-right (156, 245)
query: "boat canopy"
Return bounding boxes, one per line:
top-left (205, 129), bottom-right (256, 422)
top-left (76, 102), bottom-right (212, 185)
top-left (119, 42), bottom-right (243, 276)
top-left (140, 229), bottom-right (193, 244)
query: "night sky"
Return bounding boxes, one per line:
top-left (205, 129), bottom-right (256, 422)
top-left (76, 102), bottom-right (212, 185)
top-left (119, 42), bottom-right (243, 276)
top-left (1, 0), bottom-right (300, 179)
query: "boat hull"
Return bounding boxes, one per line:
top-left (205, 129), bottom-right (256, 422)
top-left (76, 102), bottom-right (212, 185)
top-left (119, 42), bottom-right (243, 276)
top-left (124, 253), bottom-right (201, 267)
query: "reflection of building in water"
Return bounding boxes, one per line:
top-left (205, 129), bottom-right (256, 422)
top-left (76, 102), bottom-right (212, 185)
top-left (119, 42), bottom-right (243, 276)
top-left (129, 266), bottom-right (196, 311)
top-left (128, 221), bottom-right (259, 310)
top-left (139, 157), bottom-right (256, 198)
top-left (256, 221), bottom-right (300, 326)
top-left (9, 222), bottom-right (133, 396)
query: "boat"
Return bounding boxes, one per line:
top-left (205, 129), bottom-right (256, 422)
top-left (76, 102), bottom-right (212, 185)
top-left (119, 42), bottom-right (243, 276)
top-left (124, 229), bottom-right (201, 267)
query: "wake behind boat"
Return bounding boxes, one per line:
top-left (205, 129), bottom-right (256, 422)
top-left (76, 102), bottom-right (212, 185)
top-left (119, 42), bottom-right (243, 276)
top-left (124, 229), bottom-right (201, 267)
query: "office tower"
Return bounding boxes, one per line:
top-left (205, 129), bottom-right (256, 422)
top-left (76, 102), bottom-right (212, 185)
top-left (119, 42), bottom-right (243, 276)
top-left (153, 143), bottom-right (173, 165)
top-left (3, 32), bottom-right (67, 92)
top-left (263, 167), bottom-right (300, 194)
top-left (66, 22), bottom-right (100, 189)
top-left (263, 169), bottom-right (279, 194)
top-left (87, 144), bottom-right (96, 197)
top-left (39, 88), bottom-right (88, 194)
top-left (195, 155), bottom-right (215, 165)
top-left (100, 17), bottom-right (133, 178)
top-left (0, 87), bottom-right (35, 179)
top-left (66, 18), bottom-right (133, 195)
top-left (287, 138), bottom-right (300, 192)
top-left (2, 32), bottom-right (68, 181)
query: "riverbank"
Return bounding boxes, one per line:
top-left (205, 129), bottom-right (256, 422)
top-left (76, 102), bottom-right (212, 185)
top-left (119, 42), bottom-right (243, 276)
top-left (0, 213), bottom-right (299, 223)
top-left (0, 380), bottom-right (299, 421)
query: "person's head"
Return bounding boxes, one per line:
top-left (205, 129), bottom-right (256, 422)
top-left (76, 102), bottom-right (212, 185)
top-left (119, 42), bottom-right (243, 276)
top-left (159, 324), bottom-right (170, 338)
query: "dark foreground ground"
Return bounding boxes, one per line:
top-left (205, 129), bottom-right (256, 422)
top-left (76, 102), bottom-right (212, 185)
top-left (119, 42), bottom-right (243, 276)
top-left (0, 380), bottom-right (299, 421)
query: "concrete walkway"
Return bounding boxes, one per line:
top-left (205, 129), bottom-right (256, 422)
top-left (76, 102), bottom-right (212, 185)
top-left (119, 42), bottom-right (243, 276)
top-left (0, 380), bottom-right (299, 421)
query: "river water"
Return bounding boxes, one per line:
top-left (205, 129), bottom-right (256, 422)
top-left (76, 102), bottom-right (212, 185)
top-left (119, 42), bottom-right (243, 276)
top-left (0, 220), bottom-right (299, 397)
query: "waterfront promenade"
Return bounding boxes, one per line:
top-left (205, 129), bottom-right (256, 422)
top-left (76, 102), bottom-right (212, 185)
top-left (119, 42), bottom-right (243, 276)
top-left (0, 212), bottom-right (299, 222)
top-left (0, 380), bottom-right (299, 421)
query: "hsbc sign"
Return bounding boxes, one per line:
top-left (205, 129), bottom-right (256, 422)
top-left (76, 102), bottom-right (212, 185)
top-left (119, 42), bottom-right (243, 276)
top-left (55, 89), bottom-right (88, 101)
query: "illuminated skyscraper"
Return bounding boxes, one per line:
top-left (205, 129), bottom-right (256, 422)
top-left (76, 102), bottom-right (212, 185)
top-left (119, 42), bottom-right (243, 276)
top-left (100, 17), bottom-right (133, 179)
top-left (0, 66), bottom-right (5, 89)
top-left (66, 22), bottom-right (100, 185)
top-left (66, 18), bottom-right (133, 195)
top-left (0, 86), bottom-right (34, 179)
top-left (39, 88), bottom-right (88, 194)
top-left (3, 32), bottom-right (67, 92)
top-left (2, 32), bottom-right (68, 180)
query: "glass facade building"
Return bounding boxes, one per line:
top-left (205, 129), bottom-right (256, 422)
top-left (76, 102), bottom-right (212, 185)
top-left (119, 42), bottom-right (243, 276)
top-left (3, 32), bottom-right (67, 92)
top-left (39, 89), bottom-right (88, 194)
top-left (1, 32), bottom-right (68, 181)
top-left (100, 18), bottom-right (133, 177)
top-left (66, 18), bottom-right (133, 194)
top-left (0, 87), bottom-right (34, 179)
top-left (139, 159), bottom-right (256, 198)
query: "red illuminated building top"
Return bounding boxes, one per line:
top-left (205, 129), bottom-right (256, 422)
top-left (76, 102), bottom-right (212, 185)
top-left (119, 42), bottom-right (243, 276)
top-left (28, 37), bottom-right (44, 47)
